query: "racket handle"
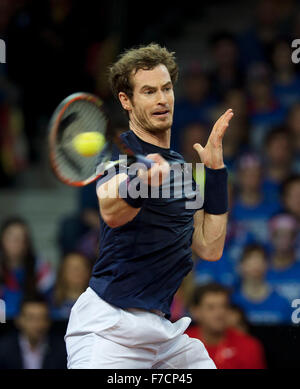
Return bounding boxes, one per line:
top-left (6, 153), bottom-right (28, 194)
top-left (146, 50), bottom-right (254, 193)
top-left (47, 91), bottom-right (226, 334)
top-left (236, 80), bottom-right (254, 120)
top-left (135, 155), bottom-right (154, 170)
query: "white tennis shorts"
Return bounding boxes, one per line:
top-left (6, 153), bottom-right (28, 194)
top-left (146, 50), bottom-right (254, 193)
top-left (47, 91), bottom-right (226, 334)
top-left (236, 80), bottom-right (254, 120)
top-left (64, 287), bottom-right (216, 369)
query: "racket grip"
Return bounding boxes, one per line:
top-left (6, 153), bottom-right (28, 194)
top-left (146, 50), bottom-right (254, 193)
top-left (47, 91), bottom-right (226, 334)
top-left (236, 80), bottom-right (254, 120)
top-left (135, 155), bottom-right (154, 170)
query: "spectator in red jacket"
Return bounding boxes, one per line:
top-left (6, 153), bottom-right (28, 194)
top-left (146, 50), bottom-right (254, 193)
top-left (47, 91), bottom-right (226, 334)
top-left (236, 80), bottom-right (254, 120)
top-left (185, 283), bottom-right (267, 369)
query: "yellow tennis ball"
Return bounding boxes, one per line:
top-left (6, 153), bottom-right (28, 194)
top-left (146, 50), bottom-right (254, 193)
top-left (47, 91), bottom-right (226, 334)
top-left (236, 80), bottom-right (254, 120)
top-left (72, 132), bottom-right (105, 157)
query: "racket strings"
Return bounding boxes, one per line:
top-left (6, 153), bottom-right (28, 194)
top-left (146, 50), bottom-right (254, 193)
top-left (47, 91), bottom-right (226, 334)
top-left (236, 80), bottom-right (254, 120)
top-left (55, 100), bottom-right (108, 182)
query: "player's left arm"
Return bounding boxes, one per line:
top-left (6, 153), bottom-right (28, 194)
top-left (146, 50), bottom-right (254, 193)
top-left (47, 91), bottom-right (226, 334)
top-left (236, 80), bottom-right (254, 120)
top-left (192, 209), bottom-right (228, 261)
top-left (192, 109), bottom-right (233, 261)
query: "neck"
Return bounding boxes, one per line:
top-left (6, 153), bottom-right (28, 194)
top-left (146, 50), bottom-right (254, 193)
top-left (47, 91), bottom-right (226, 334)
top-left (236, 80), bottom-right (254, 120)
top-left (200, 326), bottom-right (225, 346)
top-left (242, 279), bottom-right (269, 300)
top-left (6, 254), bottom-right (23, 269)
top-left (267, 165), bottom-right (289, 182)
top-left (255, 97), bottom-right (272, 111)
top-left (276, 70), bottom-right (293, 83)
top-left (129, 120), bottom-right (170, 149)
top-left (25, 335), bottom-right (44, 350)
top-left (240, 190), bottom-right (261, 205)
top-left (272, 251), bottom-right (294, 269)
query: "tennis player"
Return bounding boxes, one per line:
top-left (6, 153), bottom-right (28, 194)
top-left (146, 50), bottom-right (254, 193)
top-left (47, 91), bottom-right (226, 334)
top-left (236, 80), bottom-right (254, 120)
top-left (65, 43), bottom-right (233, 369)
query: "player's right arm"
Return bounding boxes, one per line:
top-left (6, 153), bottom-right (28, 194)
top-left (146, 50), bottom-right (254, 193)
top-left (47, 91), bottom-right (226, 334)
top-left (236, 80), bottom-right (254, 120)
top-left (97, 172), bottom-right (140, 228)
top-left (97, 153), bottom-right (169, 228)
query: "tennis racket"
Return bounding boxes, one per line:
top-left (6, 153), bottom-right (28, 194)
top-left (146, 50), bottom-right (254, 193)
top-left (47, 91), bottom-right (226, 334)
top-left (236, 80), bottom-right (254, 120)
top-left (48, 92), bottom-right (153, 186)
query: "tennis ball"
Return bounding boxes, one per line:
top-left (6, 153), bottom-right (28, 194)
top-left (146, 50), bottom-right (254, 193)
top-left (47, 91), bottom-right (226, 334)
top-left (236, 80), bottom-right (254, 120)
top-left (72, 132), bottom-right (105, 157)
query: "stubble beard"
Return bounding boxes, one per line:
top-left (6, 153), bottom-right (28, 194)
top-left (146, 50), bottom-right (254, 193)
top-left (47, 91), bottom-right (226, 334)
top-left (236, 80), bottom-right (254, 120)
top-left (134, 107), bottom-right (173, 134)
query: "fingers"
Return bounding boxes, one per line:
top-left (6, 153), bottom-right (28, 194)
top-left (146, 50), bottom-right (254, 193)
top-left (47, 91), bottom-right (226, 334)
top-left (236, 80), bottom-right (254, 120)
top-left (140, 153), bottom-right (170, 186)
top-left (146, 153), bottom-right (166, 165)
top-left (193, 143), bottom-right (204, 154)
top-left (211, 108), bottom-right (234, 140)
top-left (148, 153), bottom-right (170, 177)
top-left (222, 108), bottom-right (234, 126)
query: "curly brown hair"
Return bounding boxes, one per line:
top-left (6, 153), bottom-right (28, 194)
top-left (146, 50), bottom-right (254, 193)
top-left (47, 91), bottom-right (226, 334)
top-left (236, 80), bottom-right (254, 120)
top-left (108, 43), bottom-right (179, 100)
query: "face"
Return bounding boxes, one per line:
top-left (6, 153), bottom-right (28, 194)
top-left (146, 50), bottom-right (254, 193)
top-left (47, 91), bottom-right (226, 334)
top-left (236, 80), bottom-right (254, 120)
top-left (288, 106), bottom-right (300, 136)
top-left (266, 134), bottom-right (291, 165)
top-left (249, 81), bottom-right (271, 101)
top-left (213, 39), bottom-right (237, 66)
top-left (17, 303), bottom-right (50, 343)
top-left (271, 228), bottom-right (296, 251)
top-left (1, 223), bottom-right (28, 259)
top-left (193, 293), bottom-right (229, 334)
top-left (257, 0), bottom-right (279, 27)
top-left (284, 182), bottom-right (300, 219)
top-left (63, 254), bottom-right (90, 289)
top-left (225, 90), bottom-right (247, 117)
top-left (272, 42), bottom-right (292, 71)
top-left (120, 64), bottom-right (174, 133)
top-left (184, 73), bottom-right (209, 103)
top-left (238, 165), bottom-right (262, 192)
top-left (240, 251), bottom-right (267, 281)
top-left (182, 123), bottom-right (208, 163)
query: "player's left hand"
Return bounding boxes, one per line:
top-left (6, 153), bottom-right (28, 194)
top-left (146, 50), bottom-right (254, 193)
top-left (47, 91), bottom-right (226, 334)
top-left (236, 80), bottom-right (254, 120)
top-left (193, 108), bottom-right (234, 169)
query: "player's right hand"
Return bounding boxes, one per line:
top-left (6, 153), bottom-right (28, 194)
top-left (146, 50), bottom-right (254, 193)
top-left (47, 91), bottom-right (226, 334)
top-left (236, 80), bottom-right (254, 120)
top-left (138, 153), bottom-right (170, 187)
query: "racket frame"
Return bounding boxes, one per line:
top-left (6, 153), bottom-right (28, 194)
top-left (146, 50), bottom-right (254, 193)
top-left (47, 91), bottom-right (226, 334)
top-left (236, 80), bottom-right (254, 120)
top-left (49, 92), bottom-right (106, 186)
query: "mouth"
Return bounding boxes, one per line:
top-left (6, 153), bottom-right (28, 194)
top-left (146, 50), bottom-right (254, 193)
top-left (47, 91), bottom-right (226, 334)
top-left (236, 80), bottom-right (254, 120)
top-left (152, 110), bottom-right (170, 118)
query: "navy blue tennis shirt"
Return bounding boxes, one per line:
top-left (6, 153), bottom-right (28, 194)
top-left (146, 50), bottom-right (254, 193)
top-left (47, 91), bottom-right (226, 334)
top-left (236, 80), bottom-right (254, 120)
top-left (89, 130), bottom-right (203, 318)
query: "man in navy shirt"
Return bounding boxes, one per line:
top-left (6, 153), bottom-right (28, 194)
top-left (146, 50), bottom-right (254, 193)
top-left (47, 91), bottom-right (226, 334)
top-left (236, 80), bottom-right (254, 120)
top-left (65, 43), bottom-right (232, 369)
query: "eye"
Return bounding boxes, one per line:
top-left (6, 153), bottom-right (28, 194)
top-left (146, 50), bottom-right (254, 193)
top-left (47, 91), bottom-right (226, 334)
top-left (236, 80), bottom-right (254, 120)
top-left (145, 90), bottom-right (154, 95)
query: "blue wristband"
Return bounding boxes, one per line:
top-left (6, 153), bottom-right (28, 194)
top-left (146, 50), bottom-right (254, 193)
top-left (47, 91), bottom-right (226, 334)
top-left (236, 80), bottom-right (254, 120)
top-left (118, 174), bottom-right (148, 209)
top-left (203, 166), bottom-right (228, 214)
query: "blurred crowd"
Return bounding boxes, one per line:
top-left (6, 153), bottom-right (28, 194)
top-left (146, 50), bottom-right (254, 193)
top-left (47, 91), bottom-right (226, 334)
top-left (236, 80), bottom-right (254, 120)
top-left (1, 0), bottom-right (300, 369)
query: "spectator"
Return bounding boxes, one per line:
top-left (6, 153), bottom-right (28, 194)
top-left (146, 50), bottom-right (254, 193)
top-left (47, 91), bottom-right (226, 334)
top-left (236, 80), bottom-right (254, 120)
top-left (292, 8), bottom-right (300, 38)
top-left (181, 121), bottom-right (209, 168)
top-left (266, 213), bottom-right (300, 303)
top-left (49, 252), bottom-right (91, 321)
top-left (209, 31), bottom-right (244, 99)
top-left (238, 0), bottom-right (282, 69)
top-left (170, 272), bottom-right (195, 322)
top-left (213, 96), bottom-right (250, 173)
top-left (281, 174), bottom-right (300, 222)
top-left (232, 244), bottom-right (291, 325)
top-left (0, 84), bottom-right (28, 188)
top-left (57, 180), bottom-right (100, 259)
top-left (0, 217), bottom-right (55, 319)
top-left (281, 174), bottom-right (300, 259)
top-left (226, 303), bottom-right (250, 335)
top-left (222, 180), bottom-right (257, 267)
top-left (246, 63), bottom-right (287, 150)
top-left (171, 62), bottom-right (218, 153)
top-left (271, 38), bottom-right (300, 110)
top-left (231, 153), bottom-right (281, 245)
top-left (0, 294), bottom-right (66, 369)
top-left (287, 103), bottom-right (300, 173)
top-left (193, 251), bottom-right (237, 289)
top-left (262, 127), bottom-right (293, 203)
top-left (186, 283), bottom-right (266, 369)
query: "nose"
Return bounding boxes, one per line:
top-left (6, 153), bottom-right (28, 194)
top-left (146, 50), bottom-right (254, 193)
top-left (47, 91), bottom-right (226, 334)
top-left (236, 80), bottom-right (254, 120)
top-left (157, 89), bottom-right (168, 105)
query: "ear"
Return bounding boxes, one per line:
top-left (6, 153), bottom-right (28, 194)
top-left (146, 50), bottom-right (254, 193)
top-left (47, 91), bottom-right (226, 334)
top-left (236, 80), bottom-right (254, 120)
top-left (118, 92), bottom-right (132, 113)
